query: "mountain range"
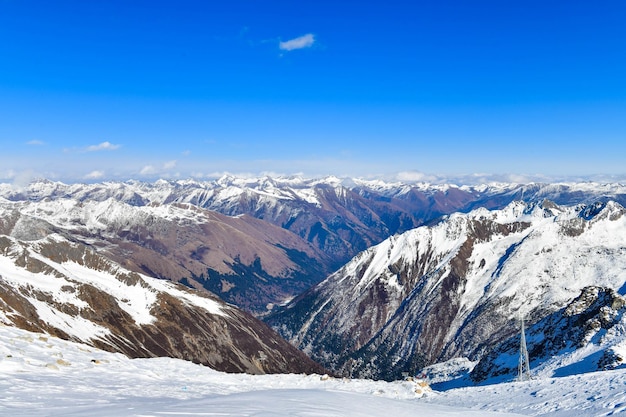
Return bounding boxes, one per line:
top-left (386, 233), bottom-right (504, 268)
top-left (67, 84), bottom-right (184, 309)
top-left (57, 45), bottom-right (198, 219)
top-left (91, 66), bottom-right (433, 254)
top-left (3, 176), bottom-right (626, 315)
top-left (2, 176), bottom-right (626, 382)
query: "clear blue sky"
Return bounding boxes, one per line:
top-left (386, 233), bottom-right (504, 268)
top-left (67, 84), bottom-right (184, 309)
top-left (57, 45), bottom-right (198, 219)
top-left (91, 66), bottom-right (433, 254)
top-left (1, 0), bottom-right (625, 183)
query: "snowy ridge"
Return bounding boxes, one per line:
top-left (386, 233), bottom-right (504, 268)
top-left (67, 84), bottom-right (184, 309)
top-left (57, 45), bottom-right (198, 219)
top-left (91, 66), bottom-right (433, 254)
top-left (4, 198), bottom-right (209, 236)
top-left (3, 176), bottom-right (626, 273)
top-left (0, 233), bottom-right (226, 339)
top-left (471, 285), bottom-right (626, 383)
top-left (0, 189), bottom-right (334, 314)
top-left (3, 176), bottom-right (625, 211)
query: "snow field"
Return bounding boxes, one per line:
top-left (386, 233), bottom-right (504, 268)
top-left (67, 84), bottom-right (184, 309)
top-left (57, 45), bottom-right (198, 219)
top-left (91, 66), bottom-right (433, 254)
top-left (0, 325), bottom-right (522, 417)
top-left (4, 325), bottom-right (626, 416)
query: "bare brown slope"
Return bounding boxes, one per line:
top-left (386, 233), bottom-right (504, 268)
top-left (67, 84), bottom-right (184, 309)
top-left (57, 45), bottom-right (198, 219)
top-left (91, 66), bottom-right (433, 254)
top-left (2, 201), bottom-right (333, 314)
top-left (0, 235), bottom-right (325, 375)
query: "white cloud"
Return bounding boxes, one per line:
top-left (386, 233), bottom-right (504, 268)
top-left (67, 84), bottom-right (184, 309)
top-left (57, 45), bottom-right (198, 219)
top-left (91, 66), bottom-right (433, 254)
top-left (140, 165), bottom-right (156, 176)
top-left (137, 161), bottom-right (179, 177)
top-left (84, 170), bottom-right (105, 180)
top-left (396, 171), bottom-right (436, 183)
top-left (85, 141), bottom-right (121, 152)
top-left (1, 169), bottom-right (17, 180)
top-left (26, 140), bottom-right (45, 146)
top-left (10, 170), bottom-right (36, 190)
top-left (279, 33), bottom-right (315, 51)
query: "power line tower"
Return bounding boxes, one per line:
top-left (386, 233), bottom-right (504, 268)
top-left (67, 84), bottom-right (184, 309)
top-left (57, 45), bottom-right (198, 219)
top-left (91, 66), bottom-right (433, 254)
top-left (518, 315), bottom-right (532, 381)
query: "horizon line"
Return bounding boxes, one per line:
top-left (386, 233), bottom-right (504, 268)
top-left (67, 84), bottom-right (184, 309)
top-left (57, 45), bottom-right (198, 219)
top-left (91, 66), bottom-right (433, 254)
top-left (2, 171), bottom-right (626, 188)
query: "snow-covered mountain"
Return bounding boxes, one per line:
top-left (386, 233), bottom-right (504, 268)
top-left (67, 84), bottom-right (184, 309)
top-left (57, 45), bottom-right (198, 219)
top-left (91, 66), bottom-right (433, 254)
top-left (0, 226), bottom-right (324, 375)
top-left (5, 177), bottom-right (625, 264)
top-left (0, 176), bottom-right (477, 267)
top-left (268, 199), bottom-right (626, 381)
top-left (3, 176), bottom-right (626, 314)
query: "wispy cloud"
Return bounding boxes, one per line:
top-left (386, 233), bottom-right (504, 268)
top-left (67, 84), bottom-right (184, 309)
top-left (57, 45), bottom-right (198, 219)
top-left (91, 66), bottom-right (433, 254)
top-left (10, 170), bottom-right (37, 190)
top-left (26, 140), bottom-right (45, 146)
top-left (396, 171), bottom-right (439, 183)
top-left (84, 170), bottom-right (105, 180)
top-left (139, 165), bottom-right (156, 176)
top-left (0, 169), bottom-right (17, 181)
top-left (138, 160), bottom-right (180, 178)
top-left (279, 33), bottom-right (315, 51)
top-left (393, 171), bottom-right (584, 185)
top-left (85, 141), bottom-right (121, 152)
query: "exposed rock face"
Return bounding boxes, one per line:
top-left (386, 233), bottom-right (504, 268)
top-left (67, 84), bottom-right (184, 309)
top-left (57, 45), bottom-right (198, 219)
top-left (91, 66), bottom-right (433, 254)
top-left (0, 235), bottom-right (325, 375)
top-left (268, 200), bottom-right (626, 381)
top-left (471, 286), bottom-right (626, 383)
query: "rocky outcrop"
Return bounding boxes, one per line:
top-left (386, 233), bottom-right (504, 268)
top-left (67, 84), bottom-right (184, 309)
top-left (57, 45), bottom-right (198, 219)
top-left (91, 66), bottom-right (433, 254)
top-left (471, 286), bottom-right (626, 383)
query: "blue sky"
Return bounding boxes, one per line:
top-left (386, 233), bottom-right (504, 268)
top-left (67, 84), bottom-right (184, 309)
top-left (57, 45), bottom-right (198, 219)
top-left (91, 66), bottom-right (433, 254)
top-left (1, 1), bottom-right (625, 183)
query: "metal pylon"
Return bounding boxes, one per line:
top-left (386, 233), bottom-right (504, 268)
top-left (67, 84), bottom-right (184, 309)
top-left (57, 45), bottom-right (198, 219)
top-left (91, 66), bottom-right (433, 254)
top-left (518, 315), bottom-right (532, 381)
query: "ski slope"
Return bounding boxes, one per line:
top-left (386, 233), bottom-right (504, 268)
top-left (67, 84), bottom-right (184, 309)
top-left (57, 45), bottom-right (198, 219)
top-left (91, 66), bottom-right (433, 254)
top-left (3, 325), bottom-right (626, 416)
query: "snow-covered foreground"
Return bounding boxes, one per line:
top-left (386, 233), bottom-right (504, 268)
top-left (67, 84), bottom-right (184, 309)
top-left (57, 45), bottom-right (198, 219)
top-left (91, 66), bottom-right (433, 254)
top-left (1, 325), bottom-right (624, 417)
top-left (426, 371), bottom-right (626, 417)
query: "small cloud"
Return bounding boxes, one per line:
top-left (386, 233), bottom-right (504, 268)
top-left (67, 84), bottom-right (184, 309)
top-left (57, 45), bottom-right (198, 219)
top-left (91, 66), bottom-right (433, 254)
top-left (138, 161), bottom-right (178, 177)
top-left (11, 170), bottom-right (36, 190)
top-left (0, 169), bottom-right (17, 181)
top-left (279, 33), bottom-right (315, 51)
top-left (396, 171), bottom-right (438, 183)
top-left (140, 165), bottom-right (156, 175)
top-left (85, 141), bottom-right (121, 152)
top-left (26, 140), bottom-right (45, 146)
top-left (163, 160), bottom-right (177, 170)
top-left (84, 170), bottom-right (105, 180)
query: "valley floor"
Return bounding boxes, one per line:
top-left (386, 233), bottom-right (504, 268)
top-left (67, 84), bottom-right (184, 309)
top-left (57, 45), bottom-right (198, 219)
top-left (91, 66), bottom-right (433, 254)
top-left (1, 325), bottom-right (623, 417)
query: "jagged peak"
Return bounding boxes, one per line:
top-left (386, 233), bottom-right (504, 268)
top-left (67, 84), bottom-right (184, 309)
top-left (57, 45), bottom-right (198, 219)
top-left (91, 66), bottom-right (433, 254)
top-left (577, 200), bottom-right (626, 222)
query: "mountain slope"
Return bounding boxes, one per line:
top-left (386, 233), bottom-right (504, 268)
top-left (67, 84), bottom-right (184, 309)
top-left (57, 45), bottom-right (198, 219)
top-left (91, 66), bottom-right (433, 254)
top-left (471, 285), bottom-right (626, 383)
top-left (268, 200), bottom-right (626, 380)
top-left (0, 197), bottom-right (331, 314)
top-left (0, 231), bottom-right (324, 375)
